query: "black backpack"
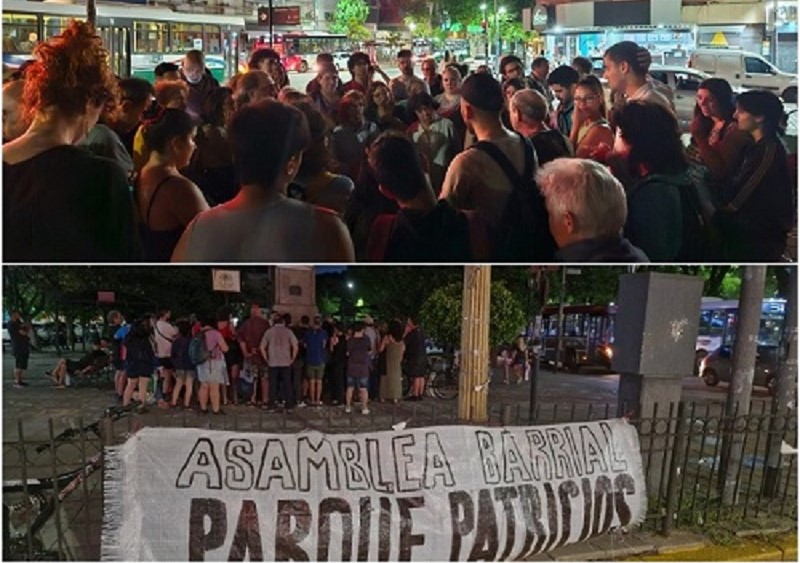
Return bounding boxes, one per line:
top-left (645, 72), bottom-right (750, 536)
top-left (632, 173), bottom-right (711, 262)
top-left (471, 134), bottom-right (557, 262)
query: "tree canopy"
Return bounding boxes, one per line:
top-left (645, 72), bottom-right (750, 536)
top-left (329, 0), bottom-right (371, 40)
top-left (420, 280), bottom-right (525, 348)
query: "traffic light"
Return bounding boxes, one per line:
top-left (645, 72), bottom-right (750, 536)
top-left (481, 19), bottom-right (487, 32)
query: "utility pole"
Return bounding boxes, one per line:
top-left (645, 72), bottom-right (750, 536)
top-left (458, 266), bottom-right (491, 422)
top-left (555, 267), bottom-right (566, 370)
top-left (268, 0), bottom-right (274, 49)
top-left (87, 0), bottom-right (96, 28)
top-left (720, 266), bottom-right (767, 505)
top-left (763, 266), bottom-right (797, 497)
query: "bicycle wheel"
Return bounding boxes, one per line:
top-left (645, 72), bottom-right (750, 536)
top-left (431, 370), bottom-right (459, 400)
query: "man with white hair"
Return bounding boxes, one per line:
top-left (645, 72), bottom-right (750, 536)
top-left (537, 158), bottom-right (649, 262)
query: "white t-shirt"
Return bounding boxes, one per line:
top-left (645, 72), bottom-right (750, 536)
top-left (628, 80), bottom-right (675, 114)
top-left (154, 319), bottom-right (178, 358)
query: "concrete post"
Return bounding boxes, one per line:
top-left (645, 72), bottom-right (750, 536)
top-left (613, 272), bottom-right (704, 495)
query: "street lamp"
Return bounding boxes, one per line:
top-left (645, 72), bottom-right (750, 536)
top-left (496, 5), bottom-right (506, 63)
top-left (480, 3), bottom-right (488, 60)
top-left (409, 21), bottom-right (417, 40)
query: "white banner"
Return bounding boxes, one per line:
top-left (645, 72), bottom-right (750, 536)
top-left (101, 420), bottom-right (647, 561)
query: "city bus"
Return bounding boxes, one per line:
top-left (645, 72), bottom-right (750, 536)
top-left (2, 0), bottom-right (245, 82)
top-left (537, 304), bottom-right (617, 372)
top-left (246, 31), bottom-right (349, 72)
top-left (537, 297), bottom-right (787, 372)
top-left (695, 297), bottom-right (787, 360)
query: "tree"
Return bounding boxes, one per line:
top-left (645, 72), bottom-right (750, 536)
top-left (420, 280), bottom-right (525, 349)
top-left (329, 0), bottom-right (371, 40)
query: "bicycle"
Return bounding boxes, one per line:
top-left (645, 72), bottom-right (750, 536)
top-left (3, 452), bottom-right (103, 560)
top-left (427, 353), bottom-right (459, 400)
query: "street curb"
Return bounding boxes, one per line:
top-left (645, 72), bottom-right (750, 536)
top-left (635, 532), bottom-right (798, 561)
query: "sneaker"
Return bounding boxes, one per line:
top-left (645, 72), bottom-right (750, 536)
top-left (296, 401), bottom-right (306, 408)
top-left (262, 403), bottom-right (277, 413)
top-left (362, 408), bottom-right (370, 415)
top-left (345, 405), bottom-right (352, 414)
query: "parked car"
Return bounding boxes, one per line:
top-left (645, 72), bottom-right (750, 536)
top-left (688, 48), bottom-right (797, 103)
top-left (699, 343), bottom-right (782, 394)
top-left (281, 54), bottom-right (310, 73)
top-left (647, 65), bottom-right (718, 131)
top-left (332, 51), bottom-right (351, 72)
top-left (466, 54), bottom-right (497, 74)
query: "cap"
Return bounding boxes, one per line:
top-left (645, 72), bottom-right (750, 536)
top-left (461, 72), bottom-right (504, 113)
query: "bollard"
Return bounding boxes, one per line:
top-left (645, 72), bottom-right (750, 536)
top-left (528, 353), bottom-right (539, 424)
top-left (501, 404), bottom-right (512, 426)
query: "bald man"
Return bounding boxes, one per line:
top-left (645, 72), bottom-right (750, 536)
top-left (3, 80), bottom-right (29, 142)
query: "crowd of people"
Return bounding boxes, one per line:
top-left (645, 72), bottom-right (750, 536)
top-left (3, 20), bottom-right (796, 262)
top-left (52, 305), bottom-right (431, 415)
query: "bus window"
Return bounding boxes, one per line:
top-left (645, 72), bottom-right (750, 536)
top-left (203, 25), bottom-right (222, 55)
top-left (2, 13), bottom-right (38, 55)
top-left (43, 16), bottom-right (73, 42)
top-left (134, 22), bottom-right (168, 53)
top-left (170, 23), bottom-right (204, 52)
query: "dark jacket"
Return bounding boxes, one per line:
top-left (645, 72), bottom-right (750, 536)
top-left (716, 136), bottom-right (792, 261)
top-left (367, 200), bottom-right (473, 262)
top-left (625, 172), bottom-right (686, 262)
top-left (530, 129), bottom-right (574, 166)
top-left (185, 72), bottom-right (220, 118)
top-left (556, 235), bottom-right (649, 263)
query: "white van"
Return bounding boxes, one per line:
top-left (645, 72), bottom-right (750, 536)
top-left (689, 48), bottom-right (797, 102)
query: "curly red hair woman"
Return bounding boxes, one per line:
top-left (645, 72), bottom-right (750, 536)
top-left (3, 20), bottom-right (141, 261)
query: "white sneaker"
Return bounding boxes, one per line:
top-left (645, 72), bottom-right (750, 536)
top-left (362, 407), bottom-right (370, 415)
top-left (297, 401), bottom-right (307, 408)
top-left (345, 405), bottom-right (352, 413)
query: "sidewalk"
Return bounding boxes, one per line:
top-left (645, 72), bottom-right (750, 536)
top-left (530, 529), bottom-right (797, 562)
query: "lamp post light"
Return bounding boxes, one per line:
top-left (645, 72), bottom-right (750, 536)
top-left (480, 3), bottom-right (488, 60)
top-left (496, 5), bottom-right (506, 63)
top-left (409, 21), bottom-right (417, 40)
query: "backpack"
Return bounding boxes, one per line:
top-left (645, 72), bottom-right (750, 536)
top-left (634, 173), bottom-right (711, 261)
top-left (188, 329), bottom-right (211, 365)
top-left (471, 134), bottom-right (557, 262)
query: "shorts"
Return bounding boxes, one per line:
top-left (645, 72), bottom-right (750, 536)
top-left (157, 357), bottom-right (174, 370)
top-left (248, 363), bottom-right (269, 380)
top-left (175, 369), bottom-right (196, 380)
top-left (307, 364), bottom-right (325, 380)
top-left (128, 372), bottom-right (152, 379)
top-left (346, 375), bottom-right (369, 389)
top-left (14, 353), bottom-right (29, 370)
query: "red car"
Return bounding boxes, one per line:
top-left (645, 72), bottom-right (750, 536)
top-left (281, 54), bottom-right (309, 73)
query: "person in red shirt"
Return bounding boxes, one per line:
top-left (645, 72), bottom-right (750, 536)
top-left (341, 52), bottom-right (371, 94)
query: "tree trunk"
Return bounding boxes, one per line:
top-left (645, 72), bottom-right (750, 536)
top-left (763, 266), bottom-right (797, 497)
top-left (458, 266), bottom-right (491, 423)
top-left (719, 266), bottom-right (767, 505)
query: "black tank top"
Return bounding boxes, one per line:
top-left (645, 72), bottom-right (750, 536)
top-left (136, 175), bottom-right (185, 262)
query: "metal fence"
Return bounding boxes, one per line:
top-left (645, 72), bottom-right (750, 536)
top-left (3, 400), bottom-right (796, 560)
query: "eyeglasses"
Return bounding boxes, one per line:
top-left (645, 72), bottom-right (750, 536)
top-left (574, 95), bottom-right (599, 104)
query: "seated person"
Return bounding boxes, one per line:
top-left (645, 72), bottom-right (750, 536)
top-left (537, 157), bottom-right (649, 262)
top-left (49, 339), bottom-right (109, 387)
